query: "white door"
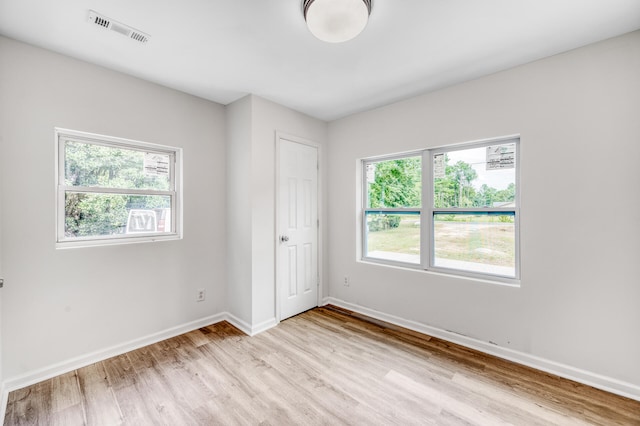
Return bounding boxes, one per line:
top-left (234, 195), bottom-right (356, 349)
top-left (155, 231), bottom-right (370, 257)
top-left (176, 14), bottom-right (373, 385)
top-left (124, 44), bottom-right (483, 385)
top-left (278, 138), bottom-right (318, 320)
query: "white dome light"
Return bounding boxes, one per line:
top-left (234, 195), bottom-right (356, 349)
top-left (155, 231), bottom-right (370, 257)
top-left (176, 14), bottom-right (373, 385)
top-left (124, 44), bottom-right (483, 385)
top-left (303, 0), bottom-right (372, 43)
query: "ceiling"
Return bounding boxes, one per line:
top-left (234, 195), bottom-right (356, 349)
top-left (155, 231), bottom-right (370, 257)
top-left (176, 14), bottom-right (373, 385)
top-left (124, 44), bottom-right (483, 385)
top-left (1, 0), bottom-right (639, 121)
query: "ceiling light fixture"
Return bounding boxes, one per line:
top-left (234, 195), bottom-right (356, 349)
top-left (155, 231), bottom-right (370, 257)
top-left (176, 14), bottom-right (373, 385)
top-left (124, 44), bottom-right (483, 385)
top-left (303, 0), bottom-right (372, 43)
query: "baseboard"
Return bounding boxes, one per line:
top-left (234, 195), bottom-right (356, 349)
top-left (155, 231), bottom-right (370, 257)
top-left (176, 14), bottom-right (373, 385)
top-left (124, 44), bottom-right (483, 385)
top-left (0, 382), bottom-right (8, 424)
top-left (225, 314), bottom-right (278, 336)
top-left (2, 312), bottom-right (226, 394)
top-left (251, 317), bottom-right (279, 336)
top-left (224, 313), bottom-right (253, 335)
top-left (322, 297), bottom-right (640, 402)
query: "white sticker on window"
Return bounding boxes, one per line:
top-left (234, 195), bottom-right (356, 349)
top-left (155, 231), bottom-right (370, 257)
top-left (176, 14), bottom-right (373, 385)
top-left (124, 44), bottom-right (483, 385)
top-left (366, 163), bottom-right (376, 183)
top-left (486, 144), bottom-right (515, 170)
top-left (144, 153), bottom-right (170, 176)
top-left (433, 153), bottom-right (445, 178)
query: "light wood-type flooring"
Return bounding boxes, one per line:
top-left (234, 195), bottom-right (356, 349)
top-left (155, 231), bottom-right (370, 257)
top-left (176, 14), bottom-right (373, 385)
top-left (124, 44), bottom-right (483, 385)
top-left (4, 306), bottom-right (640, 425)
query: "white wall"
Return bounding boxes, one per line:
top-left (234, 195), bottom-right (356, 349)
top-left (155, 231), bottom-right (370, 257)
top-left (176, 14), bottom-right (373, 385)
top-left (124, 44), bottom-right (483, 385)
top-left (327, 31), bottom-right (640, 391)
top-left (0, 37), bottom-right (227, 381)
top-left (225, 96), bottom-right (253, 325)
top-left (225, 95), bottom-right (327, 331)
top-left (0, 106), bottom-right (3, 391)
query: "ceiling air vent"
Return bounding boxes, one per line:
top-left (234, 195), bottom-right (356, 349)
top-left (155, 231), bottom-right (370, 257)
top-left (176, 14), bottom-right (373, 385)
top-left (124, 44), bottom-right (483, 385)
top-left (88, 10), bottom-right (150, 44)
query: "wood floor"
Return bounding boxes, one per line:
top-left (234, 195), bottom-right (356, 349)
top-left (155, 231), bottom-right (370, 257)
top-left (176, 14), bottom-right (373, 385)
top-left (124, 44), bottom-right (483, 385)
top-left (4, 306), bottom-right (640, 425)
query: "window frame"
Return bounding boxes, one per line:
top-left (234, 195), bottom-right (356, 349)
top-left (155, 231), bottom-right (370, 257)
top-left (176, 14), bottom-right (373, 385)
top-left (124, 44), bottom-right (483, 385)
top-left (361, 136), bottom-right (520, 284)
top-left (55, 128), bottom-right (183, 248)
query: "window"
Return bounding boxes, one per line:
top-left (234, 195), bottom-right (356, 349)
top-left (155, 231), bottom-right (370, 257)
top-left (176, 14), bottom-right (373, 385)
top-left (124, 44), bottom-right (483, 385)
top-left (363, 137), bottom-right (519, 282)
top-left (363, 155), bottom-right (422, 264)
top-left (56, 128), bottom-right (182, 247)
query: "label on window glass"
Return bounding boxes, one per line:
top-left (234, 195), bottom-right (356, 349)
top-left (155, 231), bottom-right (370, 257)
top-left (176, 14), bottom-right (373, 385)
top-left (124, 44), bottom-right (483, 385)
top-left (486, 144), bottom-right (515, 170)
top-left (366, 163), bottom-right (376, 183)
top-left (433, 153), bottom-right (446, 178)
top-left (144, 153), bottom-right (170, 176)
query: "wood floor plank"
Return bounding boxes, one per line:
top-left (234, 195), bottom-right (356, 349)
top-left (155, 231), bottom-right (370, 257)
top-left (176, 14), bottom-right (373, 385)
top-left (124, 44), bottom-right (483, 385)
top-left (76, 363), bottom-right (123, 426)
top-left (4, 382), bottom-right (52, 426)
top-left (4, 306), bottom-right (640, 425)
top-left (47, 404), bottom-right (85, 426)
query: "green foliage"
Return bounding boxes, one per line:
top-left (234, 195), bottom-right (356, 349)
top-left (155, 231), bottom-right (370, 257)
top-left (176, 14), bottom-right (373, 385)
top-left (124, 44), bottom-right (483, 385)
top-left (368, 215), bottom-right (402, 232)
top-left (65, 142), bottom-right (169, 191)
top-left (435, 157), bottom-right (515, 208)
top-left (367, 153), bottom-right (515, 224)
top-left (474, 183), bottom-right (515, 207)
top-left (65, 193), bottom-right (128, 237)
top-left (64, 142), bottom-right (170, 237)
top-left (368, 158), bottom-right (421, 208)
top-left (435, 159), bottom-right (478, 207)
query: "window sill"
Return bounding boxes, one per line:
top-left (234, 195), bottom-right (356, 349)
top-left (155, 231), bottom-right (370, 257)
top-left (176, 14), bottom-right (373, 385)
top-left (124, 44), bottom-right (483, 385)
top-left (359, 257), bottom-right (521, 288)
top-left (56, 233), bottom-right (182, 249)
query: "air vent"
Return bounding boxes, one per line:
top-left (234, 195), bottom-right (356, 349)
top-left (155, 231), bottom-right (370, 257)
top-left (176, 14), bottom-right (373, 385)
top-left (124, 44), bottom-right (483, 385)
top-left (88, 10), bottom-right (150, 44)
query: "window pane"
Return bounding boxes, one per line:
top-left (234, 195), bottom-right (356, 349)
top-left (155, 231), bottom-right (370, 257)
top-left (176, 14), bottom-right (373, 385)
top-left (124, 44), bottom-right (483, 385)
top-left (433, 212), bottom-right (515, 277)
top-left (433, 143), bottom-right (515, 208)
top-left (365, 212), bottom-right (420, 264)
top-left (366, 156), bottom-right (421, 208)
top-left (65, 192), bottom-right (172, 238)
top-left (64, 141), bottom-right (171, 191)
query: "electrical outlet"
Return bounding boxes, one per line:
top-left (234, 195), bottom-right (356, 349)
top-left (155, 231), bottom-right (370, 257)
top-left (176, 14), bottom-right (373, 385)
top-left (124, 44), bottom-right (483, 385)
top-left (196, 288), bottom-right (206, 302)
top-left (343, 276), bottom-right (350, 286)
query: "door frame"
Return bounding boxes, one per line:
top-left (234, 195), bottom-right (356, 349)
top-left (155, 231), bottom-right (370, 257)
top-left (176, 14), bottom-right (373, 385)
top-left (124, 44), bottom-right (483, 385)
top-left (274, 131), bottom-right (323, 322)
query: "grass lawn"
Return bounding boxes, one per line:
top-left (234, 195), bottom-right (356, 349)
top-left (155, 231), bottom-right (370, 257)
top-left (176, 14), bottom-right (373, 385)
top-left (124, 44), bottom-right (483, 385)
top-left (367, 217), bottom-right (420, 255)
top-left (434, 221), bottom-right (514, 267)
top-left (367, 217), bottom-right (515, 267)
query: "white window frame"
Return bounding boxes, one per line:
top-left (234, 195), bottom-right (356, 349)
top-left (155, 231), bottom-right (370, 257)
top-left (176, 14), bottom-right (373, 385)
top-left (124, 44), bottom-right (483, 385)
top-left (55, 128), bottom-right (183, 248)
top-left (362, 136), bottom-right (520, 284)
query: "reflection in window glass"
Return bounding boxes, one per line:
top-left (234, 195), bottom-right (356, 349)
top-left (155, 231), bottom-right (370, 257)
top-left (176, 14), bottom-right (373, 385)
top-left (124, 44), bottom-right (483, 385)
top-left (366, 212), bottom-right (420, 264)
top-left (433, 212), bottom-right (515, 277)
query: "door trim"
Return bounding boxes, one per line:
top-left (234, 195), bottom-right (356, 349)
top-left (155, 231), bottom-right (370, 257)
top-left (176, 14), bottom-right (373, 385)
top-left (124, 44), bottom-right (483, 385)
top-left (275, 131), bottom-right (323, 322)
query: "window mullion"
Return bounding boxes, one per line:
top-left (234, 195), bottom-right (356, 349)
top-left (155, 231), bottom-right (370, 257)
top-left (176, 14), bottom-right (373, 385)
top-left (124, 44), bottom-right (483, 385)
top-left (364, 208), bottom-right (421, 213)
top-left (62, 186), bottom-right (175, 197)
top-left (432, 207), bottom-right (516, 213)
top-left (423, 150), bottom-right (431, 270)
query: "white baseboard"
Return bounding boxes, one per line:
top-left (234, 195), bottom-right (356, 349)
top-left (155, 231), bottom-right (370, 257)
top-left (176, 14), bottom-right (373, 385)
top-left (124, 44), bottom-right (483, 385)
top-left (225, 314), bottom-right (278, 336)
top-left (2, 312), bottom-right (226, 394)
top-left (251, 317), bottom-right (279, 336)
top-left (322, 297), bottom-right (640, 402)
top-left (225, 313), bottom-right (252, 335)
top-left (0, 382), bottom-right (8, 424)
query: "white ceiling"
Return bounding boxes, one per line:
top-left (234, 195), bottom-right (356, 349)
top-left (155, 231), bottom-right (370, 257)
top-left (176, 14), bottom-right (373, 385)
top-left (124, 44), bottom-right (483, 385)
top-left (1, 0), bottom-right (639, 121)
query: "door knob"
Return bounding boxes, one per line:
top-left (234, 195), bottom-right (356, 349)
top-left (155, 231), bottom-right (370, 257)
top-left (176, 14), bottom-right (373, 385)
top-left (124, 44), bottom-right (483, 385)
top-left (280, 235), bottom-right (290, 242)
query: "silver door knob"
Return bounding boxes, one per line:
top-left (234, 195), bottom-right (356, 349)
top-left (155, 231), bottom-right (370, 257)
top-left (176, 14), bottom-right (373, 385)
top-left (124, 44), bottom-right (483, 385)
top-left (280, 235), bottom-right (289, 242)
